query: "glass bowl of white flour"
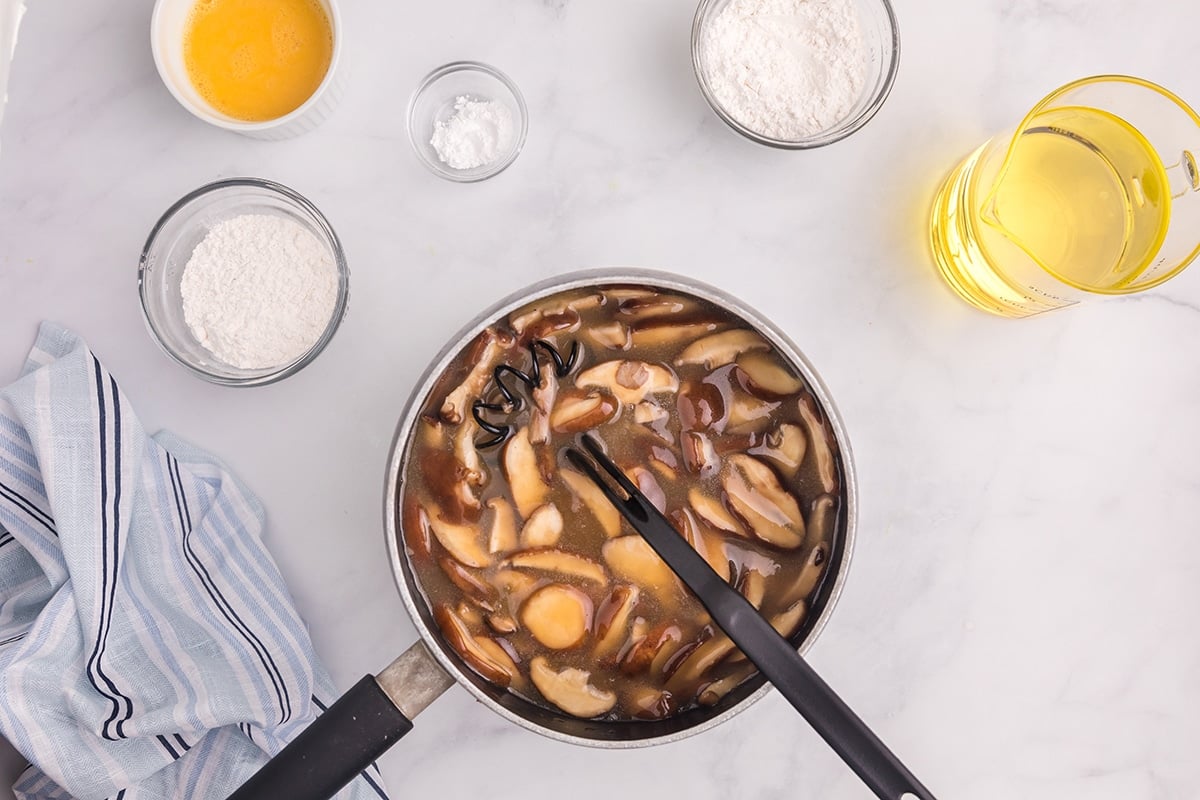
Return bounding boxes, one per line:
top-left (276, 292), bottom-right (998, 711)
top-left (407, 61), bottom-right (528, 182)
top-left (692, 0), bottom-right (899, 149)
top-left (138, 178), bottom-right (349, 386)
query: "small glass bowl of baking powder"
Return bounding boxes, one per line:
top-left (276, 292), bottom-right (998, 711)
top-left (138, 178), bottom-right (349, 387)
top-left (692, 0), bottom-right (900, 149)
top-left (407, 61), bottom-right (529, 182)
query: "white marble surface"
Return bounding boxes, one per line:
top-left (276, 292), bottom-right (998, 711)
top-left (2, 0), bottom-right (1199, 797)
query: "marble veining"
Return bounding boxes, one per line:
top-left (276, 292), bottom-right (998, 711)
top-left (1, 0), bottom-right (1198, 798)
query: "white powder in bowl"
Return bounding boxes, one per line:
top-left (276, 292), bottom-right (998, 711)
top-left (430, 96), bottom-right (514, 170)
top-left (702, 0), bottom-right (869, 141)
top-left (180, 213), bottom-right (339, 370)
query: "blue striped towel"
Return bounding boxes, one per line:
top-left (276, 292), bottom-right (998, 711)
top-left (0, 323), bottom-right (390, 800)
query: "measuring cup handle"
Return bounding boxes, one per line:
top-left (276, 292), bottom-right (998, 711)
top-left (1167, 149), bottom-right (1199, 198)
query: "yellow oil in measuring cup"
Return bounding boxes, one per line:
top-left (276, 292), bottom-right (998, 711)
top-left (930, 76), bottom-right (1200, 318)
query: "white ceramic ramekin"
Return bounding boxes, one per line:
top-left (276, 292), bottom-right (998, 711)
top-left (150, 0), bottom-right (344, 140)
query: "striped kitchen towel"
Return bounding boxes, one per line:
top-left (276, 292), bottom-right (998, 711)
top-left (0, 323), bottom-right (389, 800)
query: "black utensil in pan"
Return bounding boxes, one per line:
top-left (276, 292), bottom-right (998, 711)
top-left (566, 435), bottom-right (937, 800)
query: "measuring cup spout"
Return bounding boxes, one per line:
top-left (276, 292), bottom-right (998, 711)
top-left (972, 127), bottom-right (1062, 271)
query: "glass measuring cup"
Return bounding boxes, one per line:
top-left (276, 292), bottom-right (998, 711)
top-left (930, 76), bottom-right (1200, 318)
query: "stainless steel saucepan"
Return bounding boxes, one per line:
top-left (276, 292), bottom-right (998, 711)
top-left (228, 268), bottom-right (858, 800)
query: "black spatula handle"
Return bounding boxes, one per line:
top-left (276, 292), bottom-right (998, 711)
top-left (568, 436), bottom-right (936, 800)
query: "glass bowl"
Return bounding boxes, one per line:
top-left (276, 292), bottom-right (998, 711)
top-left (138, 178), bottom-right (349, 386)
top-left (691, 0), bottom-right (900, 149)
top-left (407, 61), bottom-right (529, 182)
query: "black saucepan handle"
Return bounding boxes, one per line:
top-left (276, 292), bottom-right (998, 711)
top-left (227, 675), bottom-right (412, 800)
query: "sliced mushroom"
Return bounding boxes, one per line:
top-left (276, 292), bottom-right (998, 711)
top-left (509, 292), bottom-right (604, 335)
top-left (490, 568), bottom-right (542, 612)
top-left (619, 617), bottom-right (650, 663)
top-left (737, 566), bottom-right (766, 609)
top-left (503, 427), bottom-right (550, 518)
top-left (798, 394), bottom-right (838, 494)
top-left (435, 605), bottom-right (519, 687)
top-left (585, 321), bottom-right (631, 351)
top-left (561, 468), bottom-right (622, 538)
top-left (675, 329), bottom-right (770, 369)
top-left (456, 600), bottom-right (483, 627)
top-left (593, 585), bottom-right (640, 658)
top-left (602, 536), bottom-right (678, 598)
top-left (698, 664), bottom-right (756, 706)
top-left (641, 405), bottom-right (675, 446)
top-left (486, 497), bottom-right (519, 555)
top-left (649, 456), bottom-right (677, 484)
top-left (688, 488), bottom-right (746, 538)
top-left (671, 508), bottom-right (732, 582)
top-left (651, 445), bottom-right (679, 471)
top-left (633, 401), bottom-right (668, 426)
top-left (575, 360), bottom-right (680, 406)
top-left (521, 584), bottom-right (592, 649)
top-left (736, 351), bottom-right (804, 397)
top-left (603, 287), bottom-right (657, 303)
top-left (427, 508), bottom-right (492, 568)
top-left (621, 624), bottom-right (682, 676)
top-left (508, 306), bottom-right (551, 337)
top-left (616, 294), bottom-right (696, 321)
top-left (627, 466), bottom-right (667, 513)
top-left (530, 657), bottom-right (617, 718)
top-left (440, 329), bottom-right (511, 424)
top-left (549, 388), bottom-right (619, 433)
top-left (725, 389), bottom-right (779, 435)
top-left (628, 319), bottom-right (719, 348)
top-left (401, 496), bottom-right (433, 561)
top-left (649, 631), bottom-right (687, 678)
top-left (681, 431), bottom-right (720, 477)
top-left (452, 420), bottom-right (488, 487)
top-left (569, 292), bottom-right (607, 315)
top-left (529, 368), bottom-right (558, 445)
top-left (624, 685), bottom-right (675, 720)
top-left (506, 549), bottom-right (608, 584)
top-left (664, 632), bottom-right (736, 694)
top-left (473, 636), bottom-right (523, 686)
top-left (753, 423), bottom-right (807, 477)
top-left (520, 503), bottom-right (564, 548)
top-left (806, 494), bottom-right (837, 544)
top-left (417, 415), bottom-right (443, 450)
top-left (780, 542), bottom-right (829, 607)
top-left (418, 449), bottom-right (482, 524)
top-left (658, 646), bottom-right (695, 686)
top-left (486, 612), bottom-right (518, 635)
top-left (438, 556), bottom-right (497, 607)
top-left (677, 380), bottom-right (727, 433)
top-left (722, 455), bottom-right (805, 550)
top-left (771, 599), bottom-right (809, 639)
top-left (522, 311), bottom-right (582, 342)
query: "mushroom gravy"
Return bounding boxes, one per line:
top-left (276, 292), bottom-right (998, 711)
top-left (400, 285), bottom-right (843, 721)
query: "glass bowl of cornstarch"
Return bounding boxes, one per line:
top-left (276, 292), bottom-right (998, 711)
top-left (407, 61), bottom-right (528, 182)
top-left (138, 178), bottom-right (349, 386)
top-left (692, 0), bottom-right (899, 148)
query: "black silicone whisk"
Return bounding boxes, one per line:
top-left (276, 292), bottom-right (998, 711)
top-left (472, 339), bottom-right (579, 448)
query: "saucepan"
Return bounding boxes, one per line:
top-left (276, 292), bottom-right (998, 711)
top-left (228, 267), bottom-right (858, 799)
